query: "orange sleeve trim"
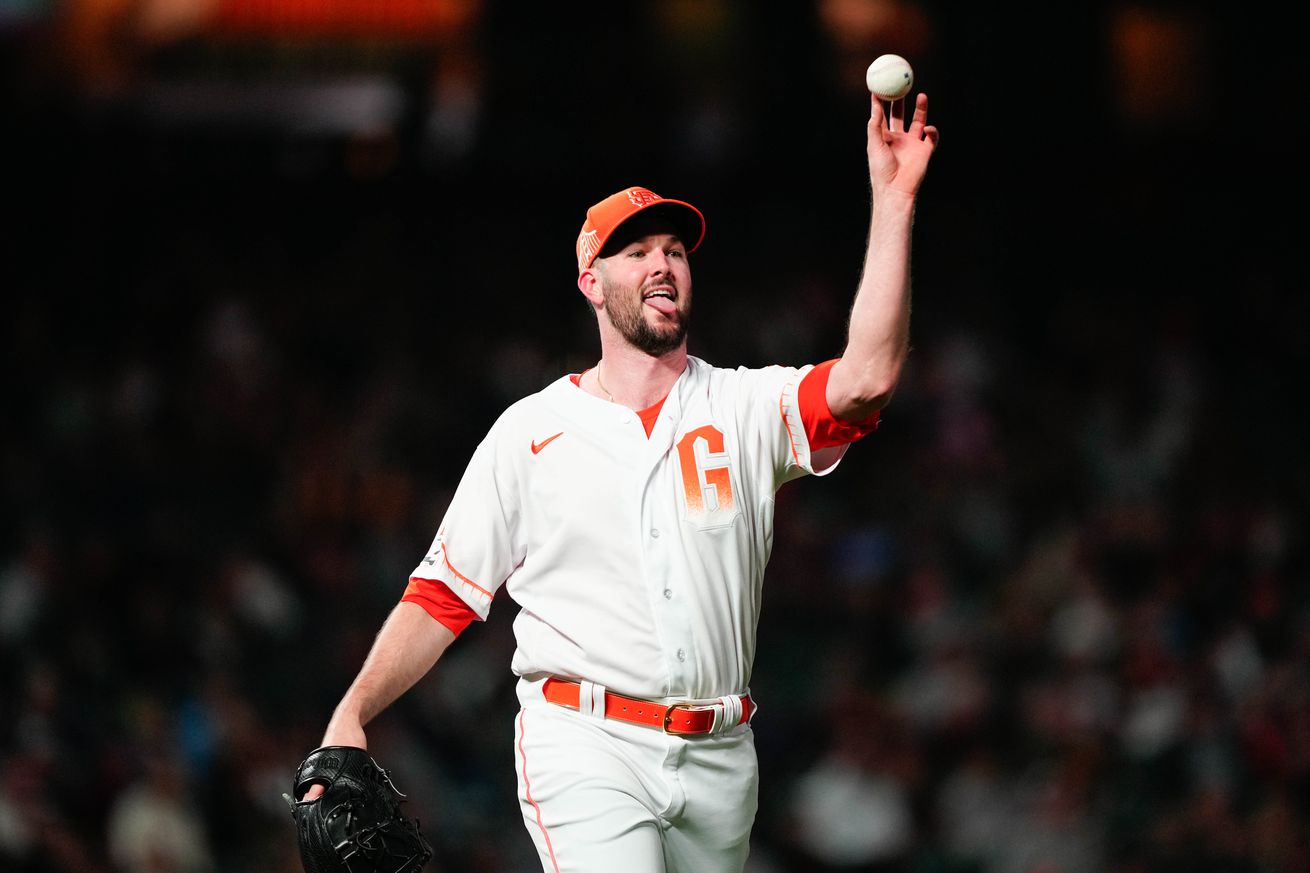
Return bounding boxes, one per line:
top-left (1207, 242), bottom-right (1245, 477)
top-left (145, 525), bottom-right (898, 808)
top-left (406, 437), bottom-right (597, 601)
top-left (799, 360), bottom-right (881, 450)
top-left (440, 551), bottom-right (494, 600)
top-left (402, 577), bottom-right (479, 636)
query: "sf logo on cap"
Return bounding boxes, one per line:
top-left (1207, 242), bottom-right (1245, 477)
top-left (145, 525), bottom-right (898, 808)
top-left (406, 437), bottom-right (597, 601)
top-left (577, 230), bottom-right (601, 269)
top-left (627, 189), bottom-right (662, 207)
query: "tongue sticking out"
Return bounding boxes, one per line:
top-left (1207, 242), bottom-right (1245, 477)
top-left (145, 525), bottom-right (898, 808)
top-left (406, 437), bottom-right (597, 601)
top-left (645, 296), bottom-right (677, 315)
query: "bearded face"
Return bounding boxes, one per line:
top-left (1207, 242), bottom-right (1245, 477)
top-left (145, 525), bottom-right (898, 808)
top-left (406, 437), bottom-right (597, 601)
top-left (594, 229), bottom-right (693, 356)
top-left (600, 271), bottom-right (690, 356)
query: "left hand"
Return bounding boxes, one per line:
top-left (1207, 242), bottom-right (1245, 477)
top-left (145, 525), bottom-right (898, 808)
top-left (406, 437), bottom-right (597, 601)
top-left (868, 92), bottom-right (939, 199)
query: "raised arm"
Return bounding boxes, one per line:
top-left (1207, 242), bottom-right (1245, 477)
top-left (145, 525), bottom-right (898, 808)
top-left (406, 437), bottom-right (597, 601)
top-left (826, 92), bottom-right (939, 421)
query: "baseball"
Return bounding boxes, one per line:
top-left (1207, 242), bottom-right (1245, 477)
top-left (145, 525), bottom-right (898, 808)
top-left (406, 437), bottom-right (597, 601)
top-left (866, 53), bottom-right (914, 101)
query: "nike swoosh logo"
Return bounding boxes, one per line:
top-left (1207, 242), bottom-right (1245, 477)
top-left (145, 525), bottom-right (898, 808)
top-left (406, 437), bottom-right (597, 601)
top-left (531, 432), bottom-right (564, 454)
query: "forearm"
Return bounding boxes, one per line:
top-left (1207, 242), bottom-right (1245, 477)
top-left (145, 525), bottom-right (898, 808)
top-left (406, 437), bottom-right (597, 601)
top-left (324, 600), bottom-right (456, 741)
top-left (828, 191), bottom-right (917, 418)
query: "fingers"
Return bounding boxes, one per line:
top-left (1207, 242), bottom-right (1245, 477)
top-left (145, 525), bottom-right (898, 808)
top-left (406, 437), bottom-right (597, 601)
top-left (890, 95), bottom-right (906, 132)
top-left (869, 94), bottom-right (885, 130)
top-left (915, 92), bottom-right (929, 115)
top-left (872, 92), bottom-right (936, 144)
top-left (302, 783), bottom-right (326, 802)
top-left (873, 93), bottom-right (931, 135)
top-left (907, 93), bottom-right (928, 134)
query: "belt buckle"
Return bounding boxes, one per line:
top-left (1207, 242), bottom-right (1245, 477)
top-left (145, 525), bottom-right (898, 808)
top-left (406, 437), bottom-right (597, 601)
top-left (662, 703), bottom-right (684, 734)
top-left (663, 701), bottom-right (716, 734)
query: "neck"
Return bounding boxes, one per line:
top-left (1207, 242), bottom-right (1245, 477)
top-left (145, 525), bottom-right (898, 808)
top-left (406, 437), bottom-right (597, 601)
top-left (593, 343), bottom-right (687, 410)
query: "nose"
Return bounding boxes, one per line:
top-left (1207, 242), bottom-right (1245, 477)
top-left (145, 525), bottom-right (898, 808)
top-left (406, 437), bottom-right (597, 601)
top-left (646, 248), bottom-right (670, 276)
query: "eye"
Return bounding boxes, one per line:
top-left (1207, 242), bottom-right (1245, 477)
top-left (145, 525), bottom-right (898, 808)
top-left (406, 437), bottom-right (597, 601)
top-left (667, 248), bottom-right (685, 258)
top-left (627, 249), bottom-right (645, 258)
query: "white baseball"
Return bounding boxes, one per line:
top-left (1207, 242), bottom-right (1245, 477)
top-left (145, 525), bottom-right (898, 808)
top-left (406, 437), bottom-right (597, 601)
top-left (865, 54), bottom-right (914, 101)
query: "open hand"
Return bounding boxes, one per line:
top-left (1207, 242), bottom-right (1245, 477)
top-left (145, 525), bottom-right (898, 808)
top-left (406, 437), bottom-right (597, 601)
top-left (868, 93), bottom-right (939, 199)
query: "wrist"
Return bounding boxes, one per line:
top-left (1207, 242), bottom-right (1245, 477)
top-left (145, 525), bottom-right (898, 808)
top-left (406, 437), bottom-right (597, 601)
top-left (327, 700), bottom-right (365, 732)
top-left (322, 708), bottom-right (368, 749)
top-left (871, 188), bottom-right (917, 213)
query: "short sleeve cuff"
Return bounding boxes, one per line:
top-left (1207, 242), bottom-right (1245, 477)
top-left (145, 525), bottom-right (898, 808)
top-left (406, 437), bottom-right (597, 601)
top-left (402, 576), bottom-right (479, 636)
top-left (798, 359), bottom-right (881, 450)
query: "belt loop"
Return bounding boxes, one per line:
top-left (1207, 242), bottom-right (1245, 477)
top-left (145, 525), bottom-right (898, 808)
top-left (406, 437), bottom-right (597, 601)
top-left (578, 681), bottom-right (606, 720)
top-left (710, 695), bottom-right (744, 734)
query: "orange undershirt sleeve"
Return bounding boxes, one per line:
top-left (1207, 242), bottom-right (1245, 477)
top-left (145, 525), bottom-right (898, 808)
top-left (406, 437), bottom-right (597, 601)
top-left (798, 359), bottom-right (881, 450)
top-left (402, 576), bottom-right (479, 636)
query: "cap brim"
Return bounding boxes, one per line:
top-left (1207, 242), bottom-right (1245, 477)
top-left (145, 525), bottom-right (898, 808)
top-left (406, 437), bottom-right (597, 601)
top-left (641, 200), bottom-right (706, 254)
top-left (596, 200), bottom-right (706, 263)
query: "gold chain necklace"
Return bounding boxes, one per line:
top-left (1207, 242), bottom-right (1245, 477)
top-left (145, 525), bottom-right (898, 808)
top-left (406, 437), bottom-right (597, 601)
top-left (595, 364), bottom-right (615, 402)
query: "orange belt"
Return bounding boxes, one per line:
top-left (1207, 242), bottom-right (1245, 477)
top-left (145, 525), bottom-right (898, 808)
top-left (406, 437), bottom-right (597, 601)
top-left (542, 677), bottom-right (755, 735)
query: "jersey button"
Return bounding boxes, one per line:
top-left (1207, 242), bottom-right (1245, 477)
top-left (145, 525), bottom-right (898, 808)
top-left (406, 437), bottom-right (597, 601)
top-left (663, 589), bottom-right (672, 600)
top-left (676, 648), bottom-right (686, 662)
top-left (650, 528), bottom-right (661, 538)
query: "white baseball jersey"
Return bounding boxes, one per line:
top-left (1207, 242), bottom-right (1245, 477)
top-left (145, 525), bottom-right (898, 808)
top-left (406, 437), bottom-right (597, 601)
top-left (406, 355), bottom-right (870, 701)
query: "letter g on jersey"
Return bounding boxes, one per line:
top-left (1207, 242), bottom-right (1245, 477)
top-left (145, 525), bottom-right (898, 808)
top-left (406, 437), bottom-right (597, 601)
top-left (676, 425), bottom-right (739, 528)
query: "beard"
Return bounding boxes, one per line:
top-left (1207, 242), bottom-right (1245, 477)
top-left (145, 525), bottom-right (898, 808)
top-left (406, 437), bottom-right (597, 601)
top-left (601, 275), bottom-right (690, 356)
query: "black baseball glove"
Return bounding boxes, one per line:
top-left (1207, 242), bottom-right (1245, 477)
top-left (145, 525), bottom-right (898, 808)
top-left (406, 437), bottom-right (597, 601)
top-left (284, 746), bottom-right (433, 873)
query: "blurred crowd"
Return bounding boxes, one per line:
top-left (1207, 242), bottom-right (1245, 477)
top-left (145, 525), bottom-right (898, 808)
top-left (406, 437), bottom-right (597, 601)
top-left (2, 1), bottom-right (1305, 872)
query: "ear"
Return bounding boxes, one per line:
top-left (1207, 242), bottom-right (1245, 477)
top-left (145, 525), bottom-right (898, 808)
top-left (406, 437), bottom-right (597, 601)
top-left (578, 267), bottom-right (605, 308)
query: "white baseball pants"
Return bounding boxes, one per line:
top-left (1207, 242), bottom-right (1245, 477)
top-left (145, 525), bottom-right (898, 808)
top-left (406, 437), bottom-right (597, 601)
top-left (513, 677), bottom-right (759, 873)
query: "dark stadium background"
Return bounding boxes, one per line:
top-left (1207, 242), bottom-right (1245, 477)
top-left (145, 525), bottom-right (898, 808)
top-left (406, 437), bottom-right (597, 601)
top-left (2, 2), bottom-right (1304, 871)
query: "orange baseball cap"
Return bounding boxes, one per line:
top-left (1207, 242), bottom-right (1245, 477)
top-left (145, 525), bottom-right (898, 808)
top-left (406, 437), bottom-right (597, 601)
top-left (575, 186), bottom-right (706, 272)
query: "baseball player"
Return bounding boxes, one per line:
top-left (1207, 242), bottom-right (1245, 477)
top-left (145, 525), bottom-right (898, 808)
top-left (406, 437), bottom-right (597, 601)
top-left (302, 93), bottom-right (938, 873)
